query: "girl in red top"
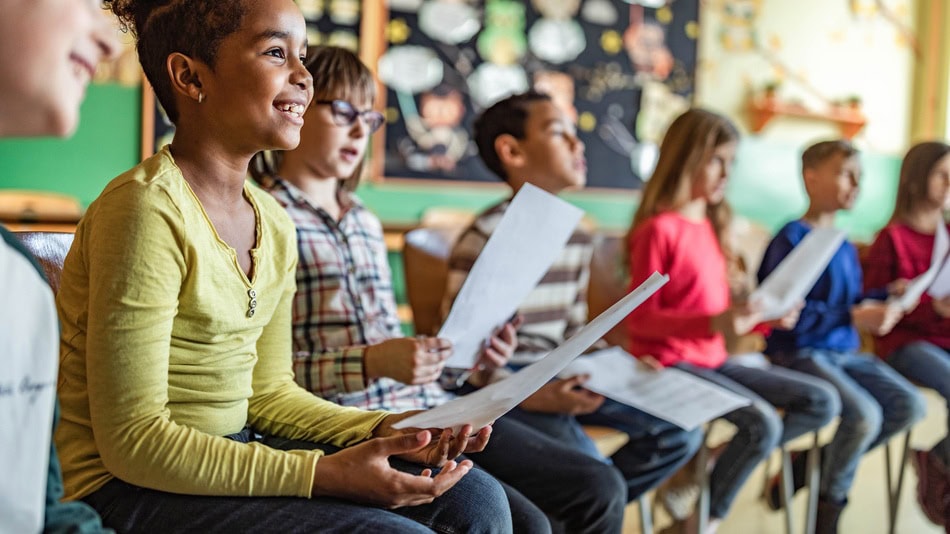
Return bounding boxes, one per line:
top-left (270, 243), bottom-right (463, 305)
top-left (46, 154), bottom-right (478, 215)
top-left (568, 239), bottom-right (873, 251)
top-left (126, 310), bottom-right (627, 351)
top-left (625, 108), bottom-right (840, 533)
top-left (863, 141), bottom-right (950, 519)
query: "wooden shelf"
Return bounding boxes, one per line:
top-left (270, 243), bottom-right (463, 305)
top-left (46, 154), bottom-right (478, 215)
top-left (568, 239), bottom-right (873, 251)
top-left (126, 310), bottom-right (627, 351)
top-left (748, 97), bottom-right (867, 139)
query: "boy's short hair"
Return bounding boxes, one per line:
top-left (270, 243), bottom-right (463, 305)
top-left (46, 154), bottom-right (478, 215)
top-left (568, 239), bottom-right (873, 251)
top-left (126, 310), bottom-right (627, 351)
top-left (474, 90), bottom-right (552, 181)
top-left (801, 140), bottom-right (858, 170)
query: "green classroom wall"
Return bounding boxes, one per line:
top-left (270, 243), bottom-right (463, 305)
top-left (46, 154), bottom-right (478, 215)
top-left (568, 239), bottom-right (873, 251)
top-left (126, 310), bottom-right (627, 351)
top-left (0, 85), bottom-right (141, 203)
top-left (0, 84), bottom-right (900, 241)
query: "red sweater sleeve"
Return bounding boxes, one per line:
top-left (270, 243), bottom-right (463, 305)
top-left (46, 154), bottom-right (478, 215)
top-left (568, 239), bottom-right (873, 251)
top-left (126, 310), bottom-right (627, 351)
top-left (626, 220), bottom-right (714, 340)
top-left (863, 226), bottom-right (899, 292)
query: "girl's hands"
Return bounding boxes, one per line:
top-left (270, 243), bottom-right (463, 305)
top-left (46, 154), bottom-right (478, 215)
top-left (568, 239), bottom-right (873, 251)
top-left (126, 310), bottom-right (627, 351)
top-left (933, 296), bottom-right (950, 318)
top-left (311, 431), bottom-right (473, 508)
top-left (374, 413), bottom-right (492, 466)
top-left (887, 278), bottom-right (910, 297)
top-left (364, 337), bottom-right (451, 385)
top-left (767, 300), bottom-right (803, 331)
top-left (711, 301), bottom-right (762, 346)
top-left (852, 300), bottom-right (903, 335)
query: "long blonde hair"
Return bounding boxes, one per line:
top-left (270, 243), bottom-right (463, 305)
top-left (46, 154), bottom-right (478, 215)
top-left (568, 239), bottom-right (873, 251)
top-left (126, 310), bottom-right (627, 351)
top-left (628, 108), bottom-right (739, 260)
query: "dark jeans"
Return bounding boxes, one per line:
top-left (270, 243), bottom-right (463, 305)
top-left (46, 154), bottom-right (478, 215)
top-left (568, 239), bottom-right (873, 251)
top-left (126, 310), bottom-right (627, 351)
top-left (506, 400), bottom-right (704, 503)
top-left (677, 360), bottom-right (841, 518)
top-left (83, 433), bottom-right (514, 534)
top-left (771, 349), bottom-right (926, 503)
top-left (467, 415), bottom-right (628, 534)
top-left (887, 341), bottom-right (950, 464)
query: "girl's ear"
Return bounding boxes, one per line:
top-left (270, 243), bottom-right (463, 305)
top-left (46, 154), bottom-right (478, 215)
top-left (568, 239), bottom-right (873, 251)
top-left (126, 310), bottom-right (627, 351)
top-left (495, 134), bottom-right (524, 170)
top-left (167, 52), bottom-right (204, 104)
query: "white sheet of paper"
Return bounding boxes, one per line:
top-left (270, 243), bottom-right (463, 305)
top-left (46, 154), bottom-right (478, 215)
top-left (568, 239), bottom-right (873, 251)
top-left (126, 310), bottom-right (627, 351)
top-left (900, 223), bottom-right (949, 308)
top-left (751, 227), bottom-right (847, 321)
top-left (557, 347), bottom-right (751, 430)
top-left (439, 183), bottom-right (583, 368)
top-left (393, 272), bottom-right (670, 433)
top-left (925, 223), bottom-right (950, 299)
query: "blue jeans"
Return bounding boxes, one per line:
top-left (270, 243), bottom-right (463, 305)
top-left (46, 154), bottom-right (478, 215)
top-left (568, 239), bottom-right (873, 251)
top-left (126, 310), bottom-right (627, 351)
top-left (677, 360), bottom-right (841, 518)
top-left (886, 341), bottom-right (950, 464)
top-left (467, 415), bottom-right (627, 534)
top-left (83, 434), bottom-right (515, 534)
top-left (507, 400), bottom-right (704, 503)
top-left (772, 349), bottom-right (927, 502)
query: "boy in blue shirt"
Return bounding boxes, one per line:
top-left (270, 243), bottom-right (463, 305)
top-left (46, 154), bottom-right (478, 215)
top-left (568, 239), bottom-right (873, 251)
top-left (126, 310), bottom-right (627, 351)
top-left (757, 140), bottom-right (926, 533)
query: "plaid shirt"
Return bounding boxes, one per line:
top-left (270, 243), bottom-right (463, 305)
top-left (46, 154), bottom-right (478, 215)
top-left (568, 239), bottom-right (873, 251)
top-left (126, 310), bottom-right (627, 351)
top-left (266, 178), bottom-right (452, 412)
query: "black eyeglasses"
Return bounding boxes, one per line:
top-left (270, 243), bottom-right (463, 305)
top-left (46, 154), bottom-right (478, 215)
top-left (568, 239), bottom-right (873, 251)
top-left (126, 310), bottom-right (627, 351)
top-left (315, 100), bottom-right (385, 133)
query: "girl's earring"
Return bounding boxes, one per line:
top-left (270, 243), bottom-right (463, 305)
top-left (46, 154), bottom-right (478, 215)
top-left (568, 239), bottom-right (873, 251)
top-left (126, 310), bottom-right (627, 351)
top-left (198, 91), bottom-right (204, 104)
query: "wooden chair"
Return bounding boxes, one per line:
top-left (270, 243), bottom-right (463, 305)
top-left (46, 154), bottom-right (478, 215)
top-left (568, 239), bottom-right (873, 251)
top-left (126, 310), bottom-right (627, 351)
top-left (587, 233), bottom-right (627, 347)
top-left (0, 190), bottom-right (81, 223)
top-left (15, 231), bottom-right (74, 295)
top-left (402, 226), bottom-right (456, 336)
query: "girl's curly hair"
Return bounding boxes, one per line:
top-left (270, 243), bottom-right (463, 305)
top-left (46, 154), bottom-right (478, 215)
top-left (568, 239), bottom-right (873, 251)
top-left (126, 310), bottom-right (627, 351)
top-left (105, 0), bottom-right (246, 123)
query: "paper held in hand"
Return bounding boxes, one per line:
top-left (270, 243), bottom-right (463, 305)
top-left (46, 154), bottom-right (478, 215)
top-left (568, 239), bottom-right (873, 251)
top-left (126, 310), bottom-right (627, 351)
top-left (558, 347), bottom-right (750, 430)
top-left (902, 222), bottom-right (950, 304)
top-left (393, 272), bottom-right (670, 433)
top-left (751, 227), bottom-right (847, 321)
top-left (439, 183), bottom-right (583, 369)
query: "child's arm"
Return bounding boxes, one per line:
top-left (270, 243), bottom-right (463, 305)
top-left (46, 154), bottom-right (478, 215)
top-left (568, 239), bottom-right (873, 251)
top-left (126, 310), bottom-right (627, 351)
top-left (292, 338), bottom-right (454, 396)
top-left (626, 225), bottom-right (720, 340)
top-left (757, 229), bottom-right (851, 335)
top-left (862, 226), bottom-right (900, 295)
top-left (82, 192), bottom-right (336, 498)
top-left (863, 226), bottom-right (948, 331)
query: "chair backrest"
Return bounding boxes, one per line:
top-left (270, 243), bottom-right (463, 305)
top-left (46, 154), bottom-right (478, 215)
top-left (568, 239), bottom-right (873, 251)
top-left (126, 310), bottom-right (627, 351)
top-left (15, 232), bottom-right (74, 295)
top-left (402, 226), bottom-right (456, 336)
top-left (0, 190), bottom-right (81, 223)
top-left (587, 233), bottom-right (628, 347)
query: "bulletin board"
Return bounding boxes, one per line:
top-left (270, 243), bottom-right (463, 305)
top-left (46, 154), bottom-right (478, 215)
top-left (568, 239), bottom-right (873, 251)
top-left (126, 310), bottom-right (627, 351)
top-left (140, 1), bottom-right (365, 158)
top-left (370, 0), bottom-right (700, 190)
top-left (140, 0), bottom-right (699, 191)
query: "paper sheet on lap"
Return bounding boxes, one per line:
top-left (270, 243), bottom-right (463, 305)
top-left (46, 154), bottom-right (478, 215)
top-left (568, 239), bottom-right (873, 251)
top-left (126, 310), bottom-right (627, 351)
top-left (394, 273), bottom-right (669, 433)
top-left (558, 347), bottom-right (751, 430)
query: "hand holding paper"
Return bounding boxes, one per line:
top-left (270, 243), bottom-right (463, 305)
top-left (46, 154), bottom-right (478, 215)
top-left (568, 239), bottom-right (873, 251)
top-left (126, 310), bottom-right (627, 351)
top-left (439, 183), bottom-right (583, 369)
top-left (393, 272), bottom-right (670, 433)
top-left (751, 227), bottom-right (847, 321)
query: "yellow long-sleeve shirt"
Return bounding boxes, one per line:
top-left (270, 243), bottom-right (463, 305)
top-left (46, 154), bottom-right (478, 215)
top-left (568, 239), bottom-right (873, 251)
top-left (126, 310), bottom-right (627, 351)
top-left (55, 147), bottom-right (388, 500)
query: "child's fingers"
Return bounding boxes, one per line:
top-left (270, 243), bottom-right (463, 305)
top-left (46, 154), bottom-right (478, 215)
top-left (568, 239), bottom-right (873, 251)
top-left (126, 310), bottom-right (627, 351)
top-left (370, 430), bottom-right (431, 458)
top-left (465, 425), bottom-right (492, 453)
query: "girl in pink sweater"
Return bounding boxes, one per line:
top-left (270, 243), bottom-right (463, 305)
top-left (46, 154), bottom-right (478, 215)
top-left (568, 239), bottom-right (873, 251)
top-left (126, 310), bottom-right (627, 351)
top-left (625, 108), bottom-right (840, 533)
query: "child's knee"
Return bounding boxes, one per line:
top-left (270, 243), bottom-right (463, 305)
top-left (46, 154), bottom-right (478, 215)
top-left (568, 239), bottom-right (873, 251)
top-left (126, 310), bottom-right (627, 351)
top-left (886, 387), bottom-right (926, 429)
top-left (457, 468), bottom-right (513, 533)
top-left (808, 380), bottom-right (842, 426)
top-left (747, 402), bottom-right (783, 453)
top-left (845, 401), bottom-right (883, 440)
